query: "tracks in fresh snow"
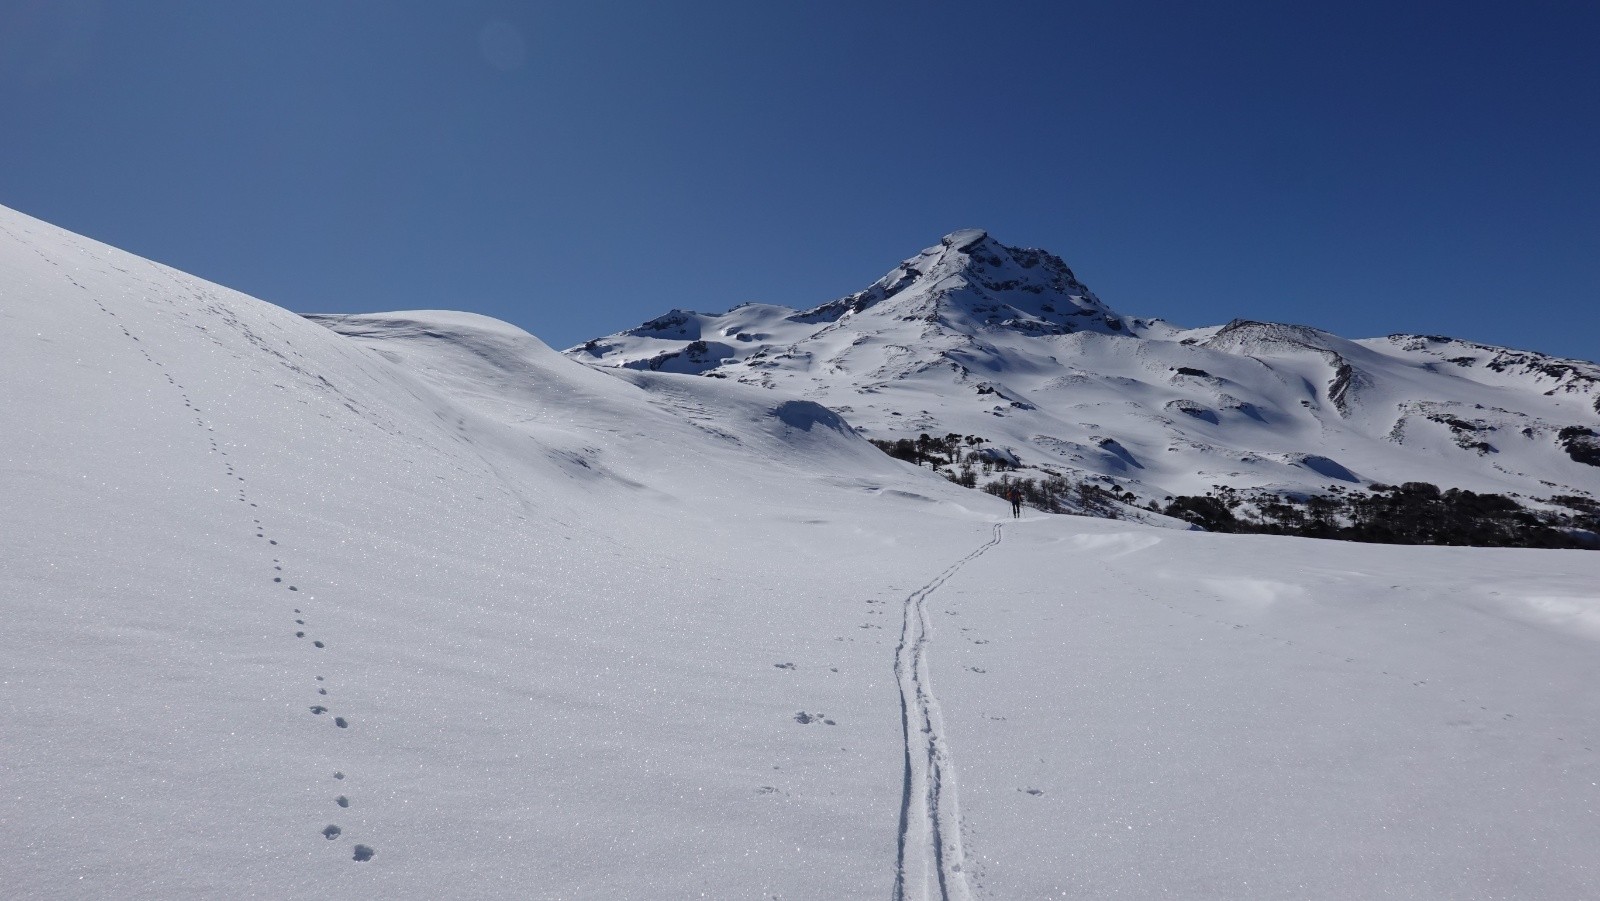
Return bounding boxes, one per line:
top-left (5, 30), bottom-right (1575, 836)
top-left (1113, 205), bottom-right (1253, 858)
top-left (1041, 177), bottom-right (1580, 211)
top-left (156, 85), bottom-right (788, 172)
top-left (892, 522), bottom-right (1003, 901)
top-left (44, 243), bottom-right (378, 864)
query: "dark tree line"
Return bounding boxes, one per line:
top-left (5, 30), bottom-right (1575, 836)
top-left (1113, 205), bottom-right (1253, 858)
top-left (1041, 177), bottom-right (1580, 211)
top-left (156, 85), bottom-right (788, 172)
top-left (981, 475), bottom-right (1123, 517)
top-left (868, 434), bottom-right (1128, 511)
top-left (867, 434), bottom-right (1598, 550)
top-left (1165, 482), bottom-right (1599, 550)
top-left (869, 432), bottom-right (988, 469)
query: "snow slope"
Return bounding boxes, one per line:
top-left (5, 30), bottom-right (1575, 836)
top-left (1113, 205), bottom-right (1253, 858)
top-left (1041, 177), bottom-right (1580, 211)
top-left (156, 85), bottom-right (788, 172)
top-left (575, 230), bottom-right (1600, 511)
top-left (4, 204), bottom-right (1600, 899)
top-left (0, 204), bottom-right (1000, 899)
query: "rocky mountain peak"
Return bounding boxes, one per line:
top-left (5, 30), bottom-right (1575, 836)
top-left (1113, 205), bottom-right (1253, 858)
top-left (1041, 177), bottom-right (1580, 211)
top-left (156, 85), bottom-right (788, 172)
top-left (940, 227), bottom-right (991, 250)
top-left (796, 230), bottom-right (1128, 336)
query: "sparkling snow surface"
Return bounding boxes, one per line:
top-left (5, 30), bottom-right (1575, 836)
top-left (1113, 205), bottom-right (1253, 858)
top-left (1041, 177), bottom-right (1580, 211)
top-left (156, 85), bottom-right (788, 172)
top-left (3, 205), bottom-right (1600, 899)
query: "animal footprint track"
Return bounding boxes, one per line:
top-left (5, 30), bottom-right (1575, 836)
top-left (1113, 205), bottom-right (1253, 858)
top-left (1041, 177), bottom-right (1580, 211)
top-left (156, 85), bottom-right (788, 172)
top-left (178, 416), bottom-right (358, 855)
top-left (773, 662), bottom-right (796, 670)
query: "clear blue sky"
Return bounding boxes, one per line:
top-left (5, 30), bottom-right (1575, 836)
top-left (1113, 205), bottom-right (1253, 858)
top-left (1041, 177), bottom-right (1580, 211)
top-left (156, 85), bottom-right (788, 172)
top-left (3, 1), bottom-right (1597, 361)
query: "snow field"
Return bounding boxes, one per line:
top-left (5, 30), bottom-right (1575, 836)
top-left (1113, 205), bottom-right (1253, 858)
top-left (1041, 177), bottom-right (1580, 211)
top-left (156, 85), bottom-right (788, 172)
top-left (937, 520), bottom-right (1600, 898)
top-left (4, 205), bottom-right (1599, 898)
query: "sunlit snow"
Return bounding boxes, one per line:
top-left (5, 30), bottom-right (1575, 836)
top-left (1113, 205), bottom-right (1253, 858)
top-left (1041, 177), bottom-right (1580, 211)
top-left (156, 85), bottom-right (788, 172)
top-left (4, 206), bottom-right (1599, 899)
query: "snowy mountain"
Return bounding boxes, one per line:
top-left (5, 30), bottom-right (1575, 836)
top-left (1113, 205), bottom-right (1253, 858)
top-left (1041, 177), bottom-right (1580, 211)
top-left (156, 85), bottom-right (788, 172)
top-left (6, 203), bottom-right (1600, 899)
top-left (573, 229), bottom-right (1600, 523)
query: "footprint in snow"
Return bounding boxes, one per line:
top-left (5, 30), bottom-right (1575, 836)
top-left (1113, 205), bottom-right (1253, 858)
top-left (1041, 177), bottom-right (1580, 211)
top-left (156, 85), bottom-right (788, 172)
top-left (352, 844), bottom-right (375, 862)
top-left (773, 662), bottom-right (795, 670)
top-left (323, 825), bottom-right (342, 840)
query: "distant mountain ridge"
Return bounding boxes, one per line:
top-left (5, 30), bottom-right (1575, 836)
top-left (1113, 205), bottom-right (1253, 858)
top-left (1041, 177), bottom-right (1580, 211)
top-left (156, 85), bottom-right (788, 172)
top-left (572, 230), bottom-right (1600, 529)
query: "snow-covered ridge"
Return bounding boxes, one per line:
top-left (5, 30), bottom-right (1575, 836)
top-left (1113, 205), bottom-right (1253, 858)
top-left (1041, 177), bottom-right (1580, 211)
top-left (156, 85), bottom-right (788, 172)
top-left (9, 204), bottom-right (1600, 898)
top-left (574, 231), bottom-right (1600, 512)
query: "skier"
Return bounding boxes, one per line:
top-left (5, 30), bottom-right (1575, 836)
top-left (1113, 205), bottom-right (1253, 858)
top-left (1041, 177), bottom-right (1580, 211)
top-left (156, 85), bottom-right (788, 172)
top-left (1007, 487), bottom-right (1022, 519)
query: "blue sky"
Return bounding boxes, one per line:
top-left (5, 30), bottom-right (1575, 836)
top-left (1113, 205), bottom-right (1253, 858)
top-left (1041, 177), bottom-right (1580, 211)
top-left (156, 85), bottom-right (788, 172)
top-left (3, 1), bottom-right (1597, 360)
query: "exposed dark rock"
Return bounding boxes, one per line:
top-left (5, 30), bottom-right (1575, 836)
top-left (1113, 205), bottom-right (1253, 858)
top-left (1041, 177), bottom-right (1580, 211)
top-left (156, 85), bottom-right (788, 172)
top-left (1558, 426), bottom-right (1600, 467)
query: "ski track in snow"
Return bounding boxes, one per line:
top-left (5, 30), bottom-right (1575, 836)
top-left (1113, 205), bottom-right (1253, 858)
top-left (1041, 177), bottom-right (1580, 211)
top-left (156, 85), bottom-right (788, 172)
top-left (49, 241), bottom-right (379, 864)
top-left (892, 522), bottom-right (1004, 901)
